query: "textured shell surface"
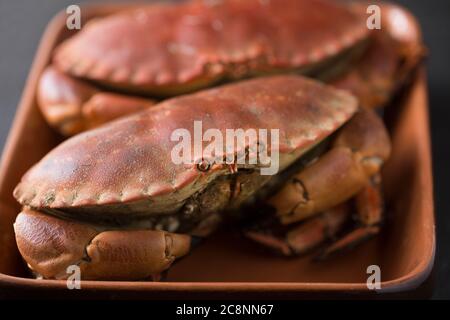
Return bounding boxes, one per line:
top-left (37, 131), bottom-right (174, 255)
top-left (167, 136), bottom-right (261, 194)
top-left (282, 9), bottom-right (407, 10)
top-left (14, 75), bottom-right (357, 214)
top-left (54, 0), bottom-right (368, 95)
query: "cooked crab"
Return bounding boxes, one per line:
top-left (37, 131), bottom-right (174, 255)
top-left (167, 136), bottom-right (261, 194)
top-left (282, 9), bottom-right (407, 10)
top-left (37, 0), bottom-right (424, 136)
top-left (14, 75), bottom-right (390, 280)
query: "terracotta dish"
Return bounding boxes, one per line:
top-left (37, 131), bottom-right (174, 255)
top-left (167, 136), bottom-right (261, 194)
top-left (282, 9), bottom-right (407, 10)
top-left (0, 4), bottom-right (434, 298)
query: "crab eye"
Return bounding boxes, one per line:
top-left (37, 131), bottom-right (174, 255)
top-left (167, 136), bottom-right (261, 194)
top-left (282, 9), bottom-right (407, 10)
top-left (196, 159), bottom-right (211, 172)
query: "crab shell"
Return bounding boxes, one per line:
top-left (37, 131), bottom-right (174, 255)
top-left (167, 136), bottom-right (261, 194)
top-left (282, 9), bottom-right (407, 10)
top-left (15, 75), bottom-right (357, 215)
top-left (54, 0), bottom-right (368, 97)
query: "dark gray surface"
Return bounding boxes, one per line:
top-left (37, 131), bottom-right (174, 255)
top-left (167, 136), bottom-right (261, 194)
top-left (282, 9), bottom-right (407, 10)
top-left (0, 0), bottom-right (449, 299)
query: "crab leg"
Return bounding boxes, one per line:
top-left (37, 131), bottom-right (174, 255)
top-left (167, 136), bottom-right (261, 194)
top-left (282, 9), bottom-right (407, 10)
top-left (246, 174), bottom-right (384, 257)
top-left (268, 108), bottom-right (391, 225)
top-left (317, 174), bottom-right (383, 259)
top-left (37, 66), bottom-right (155, 136)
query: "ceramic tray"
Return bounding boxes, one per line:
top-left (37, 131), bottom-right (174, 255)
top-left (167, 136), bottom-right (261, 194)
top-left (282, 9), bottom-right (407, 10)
top-left (0, 4), bottom-right (435, 299)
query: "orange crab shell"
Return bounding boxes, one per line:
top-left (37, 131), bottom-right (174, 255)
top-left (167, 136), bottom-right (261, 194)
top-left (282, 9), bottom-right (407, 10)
top-left (14, 75), bottom-right (357, 215)
top-left (53, 0), bottom-right (369, 97)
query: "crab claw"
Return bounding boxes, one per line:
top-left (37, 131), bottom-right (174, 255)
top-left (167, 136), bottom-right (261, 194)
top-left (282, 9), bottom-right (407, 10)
top-left (37, 66), bottom-right (155, 136)
top-left (14, 209), bottom-right (191, 280)
top-left (269, 108), bottom-right (390, 225)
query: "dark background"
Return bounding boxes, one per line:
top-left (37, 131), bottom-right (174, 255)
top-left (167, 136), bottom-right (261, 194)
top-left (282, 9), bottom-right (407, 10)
top-left (0, 0), bottom-right (449, 299)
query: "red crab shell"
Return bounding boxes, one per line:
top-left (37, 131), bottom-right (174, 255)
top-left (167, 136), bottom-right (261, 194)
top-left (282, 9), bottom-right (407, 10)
top-left (14, 75), bottom-right (357, 215)
top-left (53, 0), bottom-right (368, 96)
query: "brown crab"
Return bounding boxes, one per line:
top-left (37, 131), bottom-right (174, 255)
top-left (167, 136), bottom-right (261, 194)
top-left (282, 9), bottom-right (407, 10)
top-left (37, 0), bottom-right (424, 136)
top-left (14, 75), bottom-right (390, 280)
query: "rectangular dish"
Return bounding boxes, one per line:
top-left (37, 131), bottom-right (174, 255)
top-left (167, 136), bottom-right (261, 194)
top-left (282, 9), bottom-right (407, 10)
top-left (0, 4), bottom-right (435, 299)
